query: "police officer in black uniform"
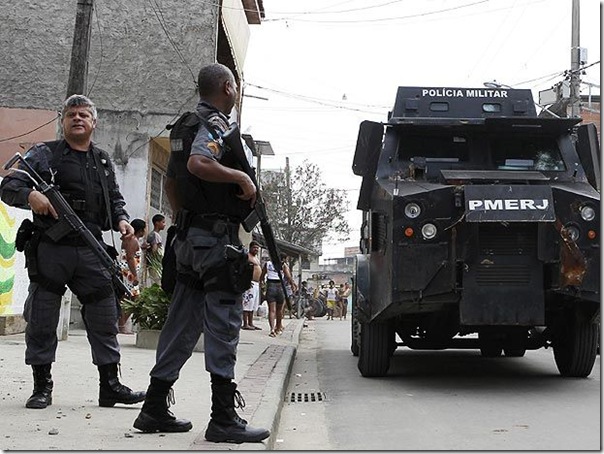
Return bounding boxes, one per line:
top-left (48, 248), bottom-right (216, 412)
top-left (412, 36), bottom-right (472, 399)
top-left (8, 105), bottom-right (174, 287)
top-left (133, 63), bottom-right (269, 443)
top-left (0, 94), bottom-right (145, 410)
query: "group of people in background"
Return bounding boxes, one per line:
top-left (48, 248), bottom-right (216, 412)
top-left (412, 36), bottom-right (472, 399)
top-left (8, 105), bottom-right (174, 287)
top-left (239, 240), bottom-right (352, 333)
top-left (117, 213), bottom-right (166, 333)
top-left (241, 241), bottom-right (298, 338)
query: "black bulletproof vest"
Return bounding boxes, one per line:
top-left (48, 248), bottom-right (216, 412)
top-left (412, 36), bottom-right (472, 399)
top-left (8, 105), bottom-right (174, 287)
top-left (168, 111), bottom-right (252, 222)
top-left (36, 141), bottom-right (109, 235)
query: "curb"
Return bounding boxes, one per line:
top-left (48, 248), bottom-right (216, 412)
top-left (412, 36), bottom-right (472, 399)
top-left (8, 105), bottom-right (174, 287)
top-left (190, 317), bottom-right (305, 450)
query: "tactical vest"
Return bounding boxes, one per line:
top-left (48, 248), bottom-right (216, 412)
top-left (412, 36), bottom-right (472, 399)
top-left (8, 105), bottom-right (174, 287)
top-left (168, 111), bottom-right (252, 222)
top-left (39, 140), bottom-right (115, 233)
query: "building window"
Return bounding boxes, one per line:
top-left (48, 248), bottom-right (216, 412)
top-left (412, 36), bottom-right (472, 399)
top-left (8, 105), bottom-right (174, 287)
top-left (150, 166), bottom-right (171, 217)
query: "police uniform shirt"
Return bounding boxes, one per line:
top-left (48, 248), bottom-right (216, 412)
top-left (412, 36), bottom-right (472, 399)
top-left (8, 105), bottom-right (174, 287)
top-left (190, 101), bottom-right (230, 161)
top-left (190, 101), bottom-right (254, 167)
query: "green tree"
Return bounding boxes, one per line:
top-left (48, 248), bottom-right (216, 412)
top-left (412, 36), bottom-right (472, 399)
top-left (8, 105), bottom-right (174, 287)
top-left (261, 160), bottom-right (350, 252)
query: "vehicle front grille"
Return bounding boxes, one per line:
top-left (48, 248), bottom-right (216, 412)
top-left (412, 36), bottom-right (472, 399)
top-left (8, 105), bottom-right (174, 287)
top-left (476, 224), bottom-right (536, 286)
top-left (478, 223), bottom-right (536, 256)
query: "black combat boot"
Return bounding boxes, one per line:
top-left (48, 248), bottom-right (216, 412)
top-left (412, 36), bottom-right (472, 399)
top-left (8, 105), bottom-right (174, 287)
top-left (98, 363), bottom-right (146, 407)
top-left (133, 377), bottom-right (192, 433)
top-left (204, 382), bottom-right (270, 443)
top-left (25, 364), bottom-right (53, 409)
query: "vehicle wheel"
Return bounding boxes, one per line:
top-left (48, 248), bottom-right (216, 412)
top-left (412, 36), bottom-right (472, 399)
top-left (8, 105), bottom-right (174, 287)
top-left (358, 322), bottom-right (392, 377)
top-left (351, 302), bottom-right (360, 356)
top-left (479, 331), bottom-right (502, 357)
top-left (503, 348), bottom-right (526, 357)
top-left (350, 274), bottom-right (363, 356)
top-left (553, 314), bottom-right (598, 377)
top-left (480, 345), bottom-right (502, 357)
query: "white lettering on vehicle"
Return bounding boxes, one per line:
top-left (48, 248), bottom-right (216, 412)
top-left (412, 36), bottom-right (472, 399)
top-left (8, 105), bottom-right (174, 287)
top-left (468, 199), bottom-right (549, 211)
top-left (421, 88), bottom-right (508, 98)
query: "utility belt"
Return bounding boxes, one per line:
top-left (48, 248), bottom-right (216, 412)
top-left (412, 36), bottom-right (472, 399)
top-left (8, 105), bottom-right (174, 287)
top-left (162, 210), bottom-right (250, 295)
top-left (176, 209), bottom-right (240, 238)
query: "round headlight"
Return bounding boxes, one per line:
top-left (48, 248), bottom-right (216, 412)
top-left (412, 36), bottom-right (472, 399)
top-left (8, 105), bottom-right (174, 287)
top-left (404, 203), bottom-right (421, 219)
top-left (564, 225), bottom-right (580, 242)
top-left (421, 223), bottom-right (437, 240)
top-left (580, 205), bottom-right (596, 222)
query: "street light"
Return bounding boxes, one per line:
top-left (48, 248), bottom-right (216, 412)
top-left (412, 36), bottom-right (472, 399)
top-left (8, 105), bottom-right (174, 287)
top-left (241, 134), bottom-right (274, 188)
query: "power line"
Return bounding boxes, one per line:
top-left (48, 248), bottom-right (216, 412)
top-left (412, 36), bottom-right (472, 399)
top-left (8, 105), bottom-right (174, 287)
top-left (87, 1), bottom-right (104, 97)
top-left (245, 82), bottom-right (389, 113)
top-left (147, 0), bottom-right (197, 89)
top-left (0, 114), bottom-right (60, 144)
top-left (265, 0), bottom-right (492, 23)
top-left (124, 91), bottom-right (197, 159)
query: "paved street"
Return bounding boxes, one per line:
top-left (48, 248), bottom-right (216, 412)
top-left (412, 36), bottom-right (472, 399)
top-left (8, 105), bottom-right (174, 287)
top-left (277, 318), bottom-right (601, 451)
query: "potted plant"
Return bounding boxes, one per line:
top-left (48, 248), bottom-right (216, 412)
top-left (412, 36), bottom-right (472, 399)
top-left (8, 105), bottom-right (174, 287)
top-left (120, 283), bottom-right (171, 349)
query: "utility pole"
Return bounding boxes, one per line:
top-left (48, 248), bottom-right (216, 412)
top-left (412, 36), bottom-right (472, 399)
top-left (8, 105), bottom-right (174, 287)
top-left (569, 0), bottom-right (581, 117)
top-left (285, 157), bottom-right (292, 232)
top-left (66, 0), bottom-right (94, 98)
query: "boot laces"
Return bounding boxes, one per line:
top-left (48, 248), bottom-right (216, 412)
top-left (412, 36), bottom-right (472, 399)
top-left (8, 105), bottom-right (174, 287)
top-left (233, 390), bottom-right (248, 425)
top-left (162, 387), bottom-right (177, 418)
top-left (234, 390), bottom-right (246, 410)
top-left (167, 388), bottom-right (176, 408)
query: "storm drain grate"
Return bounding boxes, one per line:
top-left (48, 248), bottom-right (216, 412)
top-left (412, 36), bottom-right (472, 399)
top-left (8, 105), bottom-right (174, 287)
top-left (286, 392), bottom-right (325, 403)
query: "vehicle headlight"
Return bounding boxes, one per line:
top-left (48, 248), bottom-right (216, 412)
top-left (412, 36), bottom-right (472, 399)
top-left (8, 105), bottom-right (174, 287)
top-left (580, 205), bottom-right (596, 222)
top-left (404, 202), bottom-right (421, 219)
top-left (564, 224), bottom-right (580, 242)
top-left (421, 223), bottom-right (437, 240)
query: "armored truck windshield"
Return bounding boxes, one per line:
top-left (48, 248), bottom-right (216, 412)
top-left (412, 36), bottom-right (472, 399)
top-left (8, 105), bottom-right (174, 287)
top-left (395, 127), bottom-right (567, 182)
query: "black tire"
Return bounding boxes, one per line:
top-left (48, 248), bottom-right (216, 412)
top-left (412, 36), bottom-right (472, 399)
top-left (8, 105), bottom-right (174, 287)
top-left (351, 301), bottom-right (360, 356)
top-left (480, 346), bottom-right (502, 357)
top-left (503, 348), bottom-right (526, 357)
top-left (358, 322), bottom-right (392, 377)
top-left (553, 316), bottom-right (598, 378)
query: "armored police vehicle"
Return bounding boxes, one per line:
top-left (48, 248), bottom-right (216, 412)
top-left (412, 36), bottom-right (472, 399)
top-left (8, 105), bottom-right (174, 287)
top-left (351, 86), bottom-right (600, 378)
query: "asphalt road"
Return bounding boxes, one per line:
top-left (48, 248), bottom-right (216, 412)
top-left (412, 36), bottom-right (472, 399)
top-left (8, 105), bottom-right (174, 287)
top-left (276, 318), bottom-right (601, 451)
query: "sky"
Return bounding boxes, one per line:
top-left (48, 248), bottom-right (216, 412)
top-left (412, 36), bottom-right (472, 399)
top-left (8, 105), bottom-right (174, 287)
top-left (239, 0), bottom-right (602, 262)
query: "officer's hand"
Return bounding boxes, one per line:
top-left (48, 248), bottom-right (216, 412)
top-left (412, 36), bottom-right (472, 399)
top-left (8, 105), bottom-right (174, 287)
top-left (119, 220), bottom-right (134, 239)
top-left (28, 190), bottom-right (58, 219)
top-left (237, 172), bottom-right (257, 207)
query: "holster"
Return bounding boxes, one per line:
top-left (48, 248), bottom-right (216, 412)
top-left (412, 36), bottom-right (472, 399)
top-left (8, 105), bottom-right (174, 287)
top-left (15, 219), bottom-right (36, 252)
top-left (224, 244), bottom-right (254, 294)
top-left (23, 230), bottom-right (41, 278)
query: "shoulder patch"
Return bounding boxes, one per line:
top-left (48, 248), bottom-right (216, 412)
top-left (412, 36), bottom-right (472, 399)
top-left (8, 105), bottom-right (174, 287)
top-left (207, 141), bottom-right (221, 156)
top-left (207, 114), bottom-right (230, 135)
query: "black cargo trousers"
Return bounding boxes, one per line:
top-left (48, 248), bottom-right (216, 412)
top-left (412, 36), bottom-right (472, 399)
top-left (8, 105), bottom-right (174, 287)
top-left (150, 223), bottom-right (243, 381)
top-left (23, 240), bottom-right (121, 366)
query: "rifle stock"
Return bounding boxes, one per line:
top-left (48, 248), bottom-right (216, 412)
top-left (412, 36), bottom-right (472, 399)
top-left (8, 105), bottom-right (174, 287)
top-left (222, 125), bottom-right (291, 307)
top-left (3, 153), bottom-right (131, 299)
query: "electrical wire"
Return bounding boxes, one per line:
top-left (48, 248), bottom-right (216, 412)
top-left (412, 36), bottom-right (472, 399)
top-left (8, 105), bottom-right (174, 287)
top-left (147, 0), bottom-right (198, 89)
top-left (264, 0), bottom-right (492, 23)
top-left (86, 1), bottom-right (104, 97)
top-left (245, 83), bottom-right (389, 114)
top-left (0, 114), bottom-right (60, 144)
top-left (124, 91), bottom-right (197, 159)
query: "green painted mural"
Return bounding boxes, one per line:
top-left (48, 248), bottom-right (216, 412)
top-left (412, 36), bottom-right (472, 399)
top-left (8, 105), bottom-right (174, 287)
top-left (0, 203), bottom-right (16, 314)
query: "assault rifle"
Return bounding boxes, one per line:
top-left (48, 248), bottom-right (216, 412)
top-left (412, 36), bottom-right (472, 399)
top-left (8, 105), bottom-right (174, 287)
top-left (3, 153), bottom-right (131, 299)
top-left (222, 124), bottom-right (291, 307)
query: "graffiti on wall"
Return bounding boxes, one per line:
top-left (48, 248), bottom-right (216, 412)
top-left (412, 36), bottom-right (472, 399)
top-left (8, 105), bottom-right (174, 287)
top-left (0, 203), bottom-right (16, 315)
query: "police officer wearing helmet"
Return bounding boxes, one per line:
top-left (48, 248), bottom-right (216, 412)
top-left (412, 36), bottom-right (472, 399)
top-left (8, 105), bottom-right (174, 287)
top-left (0, 94), bottom-right (145, 410)
top-left (133, 63), bottom-right (269, 444)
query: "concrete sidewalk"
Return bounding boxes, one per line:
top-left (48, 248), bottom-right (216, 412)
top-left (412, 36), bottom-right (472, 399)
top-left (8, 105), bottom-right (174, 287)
top-left (0, 317), bottom-right (304, 451)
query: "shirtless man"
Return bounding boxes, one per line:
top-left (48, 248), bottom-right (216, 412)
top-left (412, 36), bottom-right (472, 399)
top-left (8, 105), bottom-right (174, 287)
top-left (242, 241), bottom-right (262, 330)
